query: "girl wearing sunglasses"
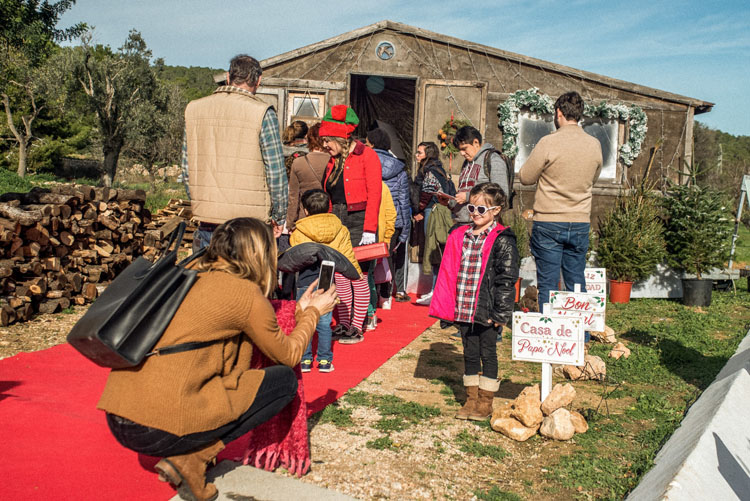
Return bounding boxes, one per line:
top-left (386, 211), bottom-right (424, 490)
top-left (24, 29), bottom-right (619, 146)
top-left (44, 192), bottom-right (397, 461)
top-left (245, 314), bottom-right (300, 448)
top-left (428, 182), bottom-right (519, 421)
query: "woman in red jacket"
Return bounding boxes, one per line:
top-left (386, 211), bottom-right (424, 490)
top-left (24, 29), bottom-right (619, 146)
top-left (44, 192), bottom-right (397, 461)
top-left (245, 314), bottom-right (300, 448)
top-left (320, 105), bottom-right (381, 343)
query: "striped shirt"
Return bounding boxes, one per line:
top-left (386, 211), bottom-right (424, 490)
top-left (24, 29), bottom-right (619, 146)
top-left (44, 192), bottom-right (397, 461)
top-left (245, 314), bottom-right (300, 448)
top-left (180, 86), bottom-right (288, 224)
top-left (455, 222), bottom-right (496, 322)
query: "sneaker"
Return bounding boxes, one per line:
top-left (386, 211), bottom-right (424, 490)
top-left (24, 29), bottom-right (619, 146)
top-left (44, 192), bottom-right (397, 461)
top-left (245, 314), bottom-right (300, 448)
top-left (415, 291), bottom-right (433, 305)
top-left (331, 324), bottom-right (349, 340)
top-left (338, 326), bottom-right (364, 344)
top-left (381, 297), bottom-right (392, 310)
top-left (300, 359), bottom-right (313, 373)
top-left (317, 360), bottom-right (334, 372)
top-left (366, 314), bottom-right (378, 331)
top-left (394, 292), bottom-right (411, 302)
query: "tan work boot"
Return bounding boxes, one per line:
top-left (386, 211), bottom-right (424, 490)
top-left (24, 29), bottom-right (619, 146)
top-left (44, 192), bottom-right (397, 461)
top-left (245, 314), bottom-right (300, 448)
top-left (155, 440), bottom-right (225, 501)
top-left (455, 374), bottom-right (480, 420)
top-left (468, 377), bottom-right (500, 421)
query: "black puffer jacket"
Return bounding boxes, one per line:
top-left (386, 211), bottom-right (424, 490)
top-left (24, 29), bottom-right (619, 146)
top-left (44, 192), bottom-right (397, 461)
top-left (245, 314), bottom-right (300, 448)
top-left (473, 227), bottom-right (520, 328)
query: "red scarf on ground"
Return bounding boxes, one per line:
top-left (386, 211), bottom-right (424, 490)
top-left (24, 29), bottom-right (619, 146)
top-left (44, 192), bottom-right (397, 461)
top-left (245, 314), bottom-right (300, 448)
top-left (237, 300), bottom-right (310, 476)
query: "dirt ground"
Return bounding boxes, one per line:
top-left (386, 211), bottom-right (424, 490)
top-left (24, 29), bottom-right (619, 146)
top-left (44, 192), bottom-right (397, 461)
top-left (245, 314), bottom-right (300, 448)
top-left (299, 321), bottom-right (612, 501)
top-left (0, 310), bottom-right (611, 500)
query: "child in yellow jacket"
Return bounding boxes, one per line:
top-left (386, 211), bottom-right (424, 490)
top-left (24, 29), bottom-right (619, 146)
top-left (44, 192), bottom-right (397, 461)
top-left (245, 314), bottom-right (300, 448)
top-left (291, 189), bottom-right (369, 348)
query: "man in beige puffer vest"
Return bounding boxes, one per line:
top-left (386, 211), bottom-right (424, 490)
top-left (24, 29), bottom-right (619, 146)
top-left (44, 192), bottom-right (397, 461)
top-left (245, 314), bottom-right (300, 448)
top-left (182, 54), bottom-right (287, 249)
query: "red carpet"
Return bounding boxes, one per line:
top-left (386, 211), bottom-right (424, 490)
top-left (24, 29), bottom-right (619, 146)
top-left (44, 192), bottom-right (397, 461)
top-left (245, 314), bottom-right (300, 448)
top-left (0, 301), bottom-right (434, 500)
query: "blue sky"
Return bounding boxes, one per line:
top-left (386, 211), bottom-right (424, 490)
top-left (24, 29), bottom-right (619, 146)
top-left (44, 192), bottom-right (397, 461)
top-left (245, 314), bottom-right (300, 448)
top-left (60, 0), bottom-right (750, 135)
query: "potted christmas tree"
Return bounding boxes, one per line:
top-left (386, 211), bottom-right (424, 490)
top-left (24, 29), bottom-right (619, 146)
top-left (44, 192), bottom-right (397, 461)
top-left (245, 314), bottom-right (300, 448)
top-left (662, 183), bottom-right (732, 306)
top-left (596, 186), bottom-right (666, 303)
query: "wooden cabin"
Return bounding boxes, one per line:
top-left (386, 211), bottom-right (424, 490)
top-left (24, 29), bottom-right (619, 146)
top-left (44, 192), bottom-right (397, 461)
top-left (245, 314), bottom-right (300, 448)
top-left (250, 20), bottom-right (713, 221)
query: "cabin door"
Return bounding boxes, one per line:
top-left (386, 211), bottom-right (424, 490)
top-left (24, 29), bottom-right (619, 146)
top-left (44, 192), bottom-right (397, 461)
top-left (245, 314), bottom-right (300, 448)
top-left (415, 79), bottom-right (487, 174)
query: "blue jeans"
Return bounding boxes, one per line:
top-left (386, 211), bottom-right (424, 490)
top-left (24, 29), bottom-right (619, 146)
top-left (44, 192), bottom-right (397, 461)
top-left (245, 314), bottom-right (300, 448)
top-left (297, 287), bottom-right (333, 362)
top-left (530, 222), bottom-right (590, 307)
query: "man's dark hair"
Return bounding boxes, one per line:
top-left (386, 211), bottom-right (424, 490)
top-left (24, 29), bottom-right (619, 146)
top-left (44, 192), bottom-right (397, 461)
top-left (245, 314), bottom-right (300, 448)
top-left (367, 128), bottom-right (391, 151)
top-left (554, 91), bottom-right (584, 122)
top-left (301, 189), bottom-right (330, 215)
top-left (228, 54), bottom-right (262, 87)
top-left (452, 125), bottom-right (482, 148)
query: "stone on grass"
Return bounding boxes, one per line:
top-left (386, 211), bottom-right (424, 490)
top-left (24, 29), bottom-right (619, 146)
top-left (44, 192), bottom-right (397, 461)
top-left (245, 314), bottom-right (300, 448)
top-left (563, 364), bottom-right (584, 380)
top-left (541, 383), bottom-right (576, 416)
top-left (492, 417), bottom-right (538, 442)
top-left (608, 342), bottom-right (631, 360)
top-left (584, 354), bottom-right (607, 380)
top-left (539, 408), bottom-right (575, 441)
top-left (590, 325), bottom-right (617, 343)
top-left (491, 403), bottom-right (513, 422)
top-left (511, 384), bottom-right (543, 428)
top-left (569, 410), bottom-right (589, 434)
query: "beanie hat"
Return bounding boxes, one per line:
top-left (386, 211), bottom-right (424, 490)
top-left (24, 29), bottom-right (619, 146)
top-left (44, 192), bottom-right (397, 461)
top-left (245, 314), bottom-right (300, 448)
top-left (319, 105), bottom-right (359, 138)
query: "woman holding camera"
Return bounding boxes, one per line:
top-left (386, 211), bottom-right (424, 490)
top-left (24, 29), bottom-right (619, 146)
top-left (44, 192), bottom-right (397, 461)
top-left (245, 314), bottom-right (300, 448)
top-left (97, 217), bottom-right (337, 501)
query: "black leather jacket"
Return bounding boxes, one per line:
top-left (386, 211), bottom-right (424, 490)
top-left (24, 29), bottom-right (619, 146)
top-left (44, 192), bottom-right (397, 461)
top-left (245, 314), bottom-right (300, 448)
top-left (472, 227), bottom-right (520, 328)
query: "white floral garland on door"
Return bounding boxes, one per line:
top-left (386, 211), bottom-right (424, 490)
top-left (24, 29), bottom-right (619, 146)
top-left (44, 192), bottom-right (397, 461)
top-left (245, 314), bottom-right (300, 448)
top-left (497, 88), bottom-right (648, 166)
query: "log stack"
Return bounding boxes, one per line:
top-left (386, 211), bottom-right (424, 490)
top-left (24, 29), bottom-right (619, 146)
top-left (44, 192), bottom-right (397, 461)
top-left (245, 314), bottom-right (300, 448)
top-left (141, 198), bottom-right (195, 257)
top-left (0, 184), bottom-right (152, 325)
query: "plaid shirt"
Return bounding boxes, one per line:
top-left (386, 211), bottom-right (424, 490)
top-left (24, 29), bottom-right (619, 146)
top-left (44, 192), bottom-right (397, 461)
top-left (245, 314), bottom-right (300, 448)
top-left (180, 86), bottom-right (288, 224)
top-left (455, 222), bottom-right (497, 322)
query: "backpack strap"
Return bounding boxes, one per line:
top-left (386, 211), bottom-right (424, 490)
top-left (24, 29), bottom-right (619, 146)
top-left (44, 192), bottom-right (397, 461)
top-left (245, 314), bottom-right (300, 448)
top-left (482, 148), bottom-right (516, 208)
top-left (302, 155), bottom-right (324, 189)
top-left (145, 338), bottom-right (222, 357)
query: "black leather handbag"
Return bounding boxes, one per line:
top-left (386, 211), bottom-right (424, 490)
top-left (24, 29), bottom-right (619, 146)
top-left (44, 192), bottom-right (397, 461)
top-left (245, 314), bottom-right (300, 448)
top-left (67, 222), bottom-right (207, 368)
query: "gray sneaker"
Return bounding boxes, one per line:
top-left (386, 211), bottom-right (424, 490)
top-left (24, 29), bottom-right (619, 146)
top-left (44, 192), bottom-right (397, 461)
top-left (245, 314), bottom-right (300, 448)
top-left (338, 326), bottom-right (364, 344)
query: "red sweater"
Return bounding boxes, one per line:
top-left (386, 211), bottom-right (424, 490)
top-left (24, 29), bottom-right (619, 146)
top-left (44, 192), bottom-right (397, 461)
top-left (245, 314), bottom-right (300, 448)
top-left (324, 141), bottom-right (382, 234)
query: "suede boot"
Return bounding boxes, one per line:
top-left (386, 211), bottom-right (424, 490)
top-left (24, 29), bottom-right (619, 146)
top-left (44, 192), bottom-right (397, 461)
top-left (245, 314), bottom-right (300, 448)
top-left (455, 374), bottom-right (480, 420)
top-left (155, 440), bottom-right (225, 501)
top-left (469, 376), bottom-right (500, 421)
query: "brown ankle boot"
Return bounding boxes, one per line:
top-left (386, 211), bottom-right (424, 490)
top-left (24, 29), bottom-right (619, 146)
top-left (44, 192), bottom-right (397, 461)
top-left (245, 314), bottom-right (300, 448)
top-left (456, 375), bottom-right (481, 420)
top-left (155, 440), bottom-right (225, 501)
top-left (456, 385), bottom-right (479, 419)
top-left (469, 375), bottom-right (500, 422)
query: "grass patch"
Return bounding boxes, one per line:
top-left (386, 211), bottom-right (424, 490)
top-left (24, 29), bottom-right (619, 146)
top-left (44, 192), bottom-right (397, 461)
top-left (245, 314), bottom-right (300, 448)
top-left (543, 289), bottom-right (750, 499)
top-left (316, 404), bottom-right (353, 427)
top-left (342, 390), bottom-right (370, 407)
top-left (474, 487), bottom-right (523, 501)
top-left (370, 394), bottom-right (441, 421)
top-left (374, 417), bottom-right (409, 433)
top-left (366, 435), bottom-right (397, 451)
top-left (455, 430), bottom-right (509, 461)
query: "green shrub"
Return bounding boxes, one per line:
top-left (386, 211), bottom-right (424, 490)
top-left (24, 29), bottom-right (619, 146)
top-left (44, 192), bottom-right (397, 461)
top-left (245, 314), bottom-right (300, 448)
top-left (597, 187), bottom-right (666, 281)
top-left (663, 184), bottom-right (733, 278)
top-left (0, 168), bottom-right (33, 194)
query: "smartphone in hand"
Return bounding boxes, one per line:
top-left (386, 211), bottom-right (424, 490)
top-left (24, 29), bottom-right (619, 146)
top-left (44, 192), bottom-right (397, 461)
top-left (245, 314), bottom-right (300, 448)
top-left (318, 260), bottom-right (335, 291)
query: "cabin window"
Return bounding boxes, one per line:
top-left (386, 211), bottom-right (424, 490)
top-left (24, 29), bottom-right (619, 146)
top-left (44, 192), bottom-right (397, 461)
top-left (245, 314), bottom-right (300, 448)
top-left (581, 117), bottom-right (619, 180)
top-left (286, 91), bottom-right (325, 124)
top-left (514, 112), bottom-right (555, 173)
top-left (515, 113), bottom-right (621, 181)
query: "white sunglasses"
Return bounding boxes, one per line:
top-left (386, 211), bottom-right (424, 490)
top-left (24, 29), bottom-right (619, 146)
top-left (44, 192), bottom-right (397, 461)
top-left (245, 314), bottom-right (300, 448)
top-left (467, 204), bottom-right (499, 215)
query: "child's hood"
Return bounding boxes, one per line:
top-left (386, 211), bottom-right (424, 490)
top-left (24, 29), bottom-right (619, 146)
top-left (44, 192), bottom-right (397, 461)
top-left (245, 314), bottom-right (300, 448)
top-left (293, 213), bottom-right (345, 244)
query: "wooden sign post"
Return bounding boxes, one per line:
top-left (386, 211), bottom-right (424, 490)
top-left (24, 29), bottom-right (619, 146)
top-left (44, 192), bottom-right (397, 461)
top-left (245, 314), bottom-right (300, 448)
top-left (512, 303), bottom-right (585, 401)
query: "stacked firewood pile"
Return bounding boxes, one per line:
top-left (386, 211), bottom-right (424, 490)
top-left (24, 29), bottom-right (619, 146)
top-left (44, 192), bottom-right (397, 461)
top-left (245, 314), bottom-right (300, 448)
top-left (0, 184), bottom-right (153, 326)
top-left (141, 198), bottom-right (195, 258)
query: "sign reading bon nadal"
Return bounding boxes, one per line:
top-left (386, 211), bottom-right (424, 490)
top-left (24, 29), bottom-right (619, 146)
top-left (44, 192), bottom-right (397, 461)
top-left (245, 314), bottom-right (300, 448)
top-left (549, 290), bottom-right (606, 331)
top-left (512, 312), bottom-right (585, 366)
top-left (584, 268), bottom-right (607, 294)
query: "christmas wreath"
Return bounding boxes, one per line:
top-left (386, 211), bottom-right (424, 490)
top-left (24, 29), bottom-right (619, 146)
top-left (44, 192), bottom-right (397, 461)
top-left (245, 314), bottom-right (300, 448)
top-left (497, 88), bottom-right (647, 166)
top-left (437, 117), bottom-right (472, 155)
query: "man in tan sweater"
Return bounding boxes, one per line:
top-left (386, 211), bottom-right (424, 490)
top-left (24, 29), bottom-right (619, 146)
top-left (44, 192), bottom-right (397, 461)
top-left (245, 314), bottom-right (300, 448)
top-left (518, 91), bottom-right (602, 309)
